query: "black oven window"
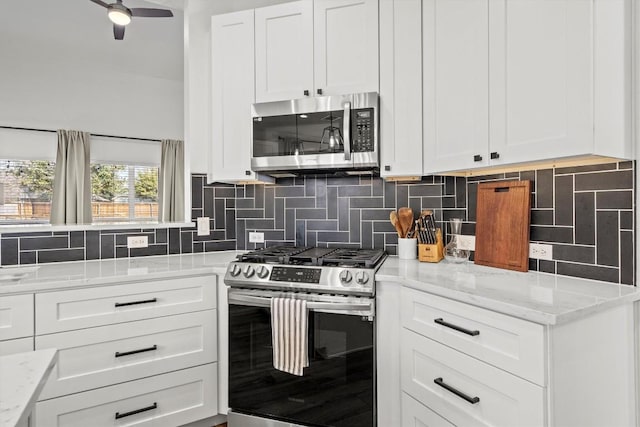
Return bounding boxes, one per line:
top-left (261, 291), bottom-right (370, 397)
top-left (229, 304), bottom-right (375, 427)
top-left (253, 110), bottom-right (346, 158)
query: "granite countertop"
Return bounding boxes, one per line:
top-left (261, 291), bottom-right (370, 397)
top-left (0, 252), bottom-right (638, 325)
top-left (377, 257), bottom-right (640, 324)
top-left (0, 349), bottom-right (57, 427)
top-left (0, 251), bottom-right (243, 295)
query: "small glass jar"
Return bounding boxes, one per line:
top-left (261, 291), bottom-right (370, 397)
top-left (444, 218), bottom-right (470, 263)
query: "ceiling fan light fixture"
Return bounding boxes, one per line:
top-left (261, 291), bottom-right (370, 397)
top-left (108, 5), bottom-right (131, 26)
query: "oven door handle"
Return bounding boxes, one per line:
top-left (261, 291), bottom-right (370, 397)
top-left (228, 294), bottom-right (371, 313)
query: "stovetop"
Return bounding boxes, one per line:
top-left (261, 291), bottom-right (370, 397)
top-left (225, 246), bottom-right (387, 296)
top-left (235, 246), bottom-right (386, 268)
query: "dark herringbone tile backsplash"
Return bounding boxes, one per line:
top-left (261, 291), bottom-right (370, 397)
top-left (1, 161), bottom-right (635, 285)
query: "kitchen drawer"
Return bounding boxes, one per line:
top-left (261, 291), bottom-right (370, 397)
top-left (36, 275), bottom-right (216, 334)
top-left (36, 310), bottom-right (217, 399)
top-left (401, 329), bottom-right (545, 427)
top-left (401, 287), bottom-right (545, 385)
top-left (34, 363), bottom-right (218, 427)
top-left (402, 392), bottom-right (454, 427)
top-left (0, 337), bottom-right (33, 356)
top-left (0, 294), bottom-right (34, 340)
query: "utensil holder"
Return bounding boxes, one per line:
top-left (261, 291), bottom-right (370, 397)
top-left (397, 238), bottom-right (418, 260)
top-left (418, 228), bottom-right (444, 263)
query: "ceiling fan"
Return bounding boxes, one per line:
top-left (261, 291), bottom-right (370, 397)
top-left (89, 0), bottom-right (174, 40)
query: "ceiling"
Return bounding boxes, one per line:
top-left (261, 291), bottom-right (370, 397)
top-left (0, 0), bottom-right (184, 82)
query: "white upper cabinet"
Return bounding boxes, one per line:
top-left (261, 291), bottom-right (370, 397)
top-left (488, 0), bottom-right (593, 166)
top-left (210, 10), bottom-right (259, 183)
top-left (423, 0), bottom-right (489, 173)
top-left (423, 0), bottom-right (632, 174)
top-left (379, 0), bottom-right (423, 178)
top-left (255, 0), bottom-right (379, 103)
top-left (255, 1), bottom-right (314, 102)
top-left (314, 0), bottom-right (379, 96)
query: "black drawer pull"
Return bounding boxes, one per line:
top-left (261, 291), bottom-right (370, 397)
top-left (490, 151), bottom-right (500, 159)
top-left (115, 402), bottom-right (158, 419)
top-left (115, 298), bottom-right (157, 308)
top-left (473, 154), bottom-right (483, 162)
top-left (434, 378), bottom-right (480, 404)
top-left (115, 345), bottom-right (158, 358)
top-left (434, 318), bottom-right (480, 336)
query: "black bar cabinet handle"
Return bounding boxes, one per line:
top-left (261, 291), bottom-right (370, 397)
top-left (434, 318), bottom-right (480, 336)
top-left (304, 89), bottom-right (310, 96)
top-left (115, 345), bottom-right (158, 358)
top-left (115, 402), bottom-right (158, 419)
top-left (473, 154), bottom-right (483, 162)
top-left (490, 151), bottom-right (500, 159)
top-left (317, 88), bottom-right (323, 95)
top-left (434, 378), bottom-right (480, 404)
top-left (114, 298), bottom-right (157, 308)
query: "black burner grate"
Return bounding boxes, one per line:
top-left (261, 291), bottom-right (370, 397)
top-left (237, 246), bottom-right (387, 268)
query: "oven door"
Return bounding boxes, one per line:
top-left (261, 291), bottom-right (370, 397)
top-left (228, 289), bottom-right (376, 427)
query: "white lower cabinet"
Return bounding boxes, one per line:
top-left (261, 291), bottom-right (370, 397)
top-left (35, 363), bottom-right (218, 427)
top-left (402, 329), bottom-right (544, 427)
top-left (0, 336), bottom-right (33, 356)
top-left (36, 310), bottom-right (216, 400)
top-left (0, 294), bottom-right (34, 340)
top-left (402, 392), bottom-right (454, 427)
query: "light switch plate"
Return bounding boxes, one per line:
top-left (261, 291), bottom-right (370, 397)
top-left (127, 236), bottom-right (148, 249)
top-left (249, 232), bottom-right (265, 243)
top-left (197, 217), bottom-right (210, 236)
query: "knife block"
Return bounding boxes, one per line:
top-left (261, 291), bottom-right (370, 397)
top-left (418, 228), bottom-right (444, 263)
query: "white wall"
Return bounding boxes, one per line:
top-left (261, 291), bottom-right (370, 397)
top-left (185, 0), bottom-right (295, 173)
top-left (0, 0), bottom-right (184, 143)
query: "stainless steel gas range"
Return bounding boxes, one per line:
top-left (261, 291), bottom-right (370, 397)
top-left (224, 246), bottom-right (387, 427)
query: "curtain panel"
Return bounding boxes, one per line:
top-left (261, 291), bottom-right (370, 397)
top-left (50, 130), bottom-right (92, 224)
top-left (158, 139), bottom-right (185, 222)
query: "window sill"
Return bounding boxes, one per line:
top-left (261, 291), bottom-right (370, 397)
top-left (0, 222), bottom-right (195, 234)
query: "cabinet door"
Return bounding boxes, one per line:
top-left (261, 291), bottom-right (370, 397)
top-left (255, 0), bottom-right (314, 102)
top-left (488, 0), bottom-right (593, 165)
top-left (210, 10), bottom-right (257, 183)
top-left (423, 0), bottom-right (489, 173)
top-left (314, 0), bottom-right (379, 96)
top-left (379, 0), bottom-right (423, 178)
top-left (402, 392), bottom-right (454, 427)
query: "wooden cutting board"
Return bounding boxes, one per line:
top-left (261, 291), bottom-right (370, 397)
top-left (474, 180), bottom-right (531, 272)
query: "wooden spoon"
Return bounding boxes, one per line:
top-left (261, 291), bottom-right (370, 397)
top-left (398, 207), bottom-right (414, 238)
top-left (390, 211), bottom-right (404, 237)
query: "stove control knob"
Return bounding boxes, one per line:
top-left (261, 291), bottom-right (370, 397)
top-left (256, 266), bottom-right (269, 279)
top-left (243, 265), bottom-right (255, 278)
top-left (339, 270), bottom-right (353, 284)
top-left (229, 264), bottom-right (242, 277)
top-left (355, 271), bottom-right (369, 285)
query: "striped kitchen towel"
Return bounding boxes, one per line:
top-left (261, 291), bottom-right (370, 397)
top-left (271, 297), bottom-right (309, 376)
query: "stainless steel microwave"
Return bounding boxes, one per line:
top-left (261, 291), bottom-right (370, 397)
top-left (251, 92), bottom-right (379, 175)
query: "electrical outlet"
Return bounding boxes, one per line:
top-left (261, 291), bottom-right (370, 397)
top-left (197, 217), bottom-right (210, 236)
top-left (456, 235), bottom-right (475, 251)
top-left (529, 243), bottom-right (553, 260)
top-left (127, 236), bottom-right (148, 249)
top-left (249, 232), bottom-right (265, 243)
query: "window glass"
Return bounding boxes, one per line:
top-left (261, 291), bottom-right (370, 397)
top-left (90, 164), bottom-right (159, 222)
top-left (0, 159), bottom-right (55, 224)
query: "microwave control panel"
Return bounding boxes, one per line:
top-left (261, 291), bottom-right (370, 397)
top-left (352, 108), bottom-right (374, 152)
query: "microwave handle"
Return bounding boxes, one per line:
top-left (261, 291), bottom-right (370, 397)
top-left (343, 101), bottom-right (351, 161)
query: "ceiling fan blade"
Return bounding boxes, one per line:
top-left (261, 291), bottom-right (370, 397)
top-left (113, 24), bottom-right (125, 40)
top-left (89, 0), bottom-right (110, 8)
top-left (130, 8), bottom-right (173, 18)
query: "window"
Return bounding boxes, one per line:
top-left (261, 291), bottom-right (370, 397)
top-left (0, 129), bottom-right (163, 226)
top-left (90, 164), bottom-right (159, 222)
top-left (0, 159), bottom-right (55, 224)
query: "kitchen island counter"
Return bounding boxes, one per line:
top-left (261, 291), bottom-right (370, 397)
top-left (0, 349), bottom-right (57, 427)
